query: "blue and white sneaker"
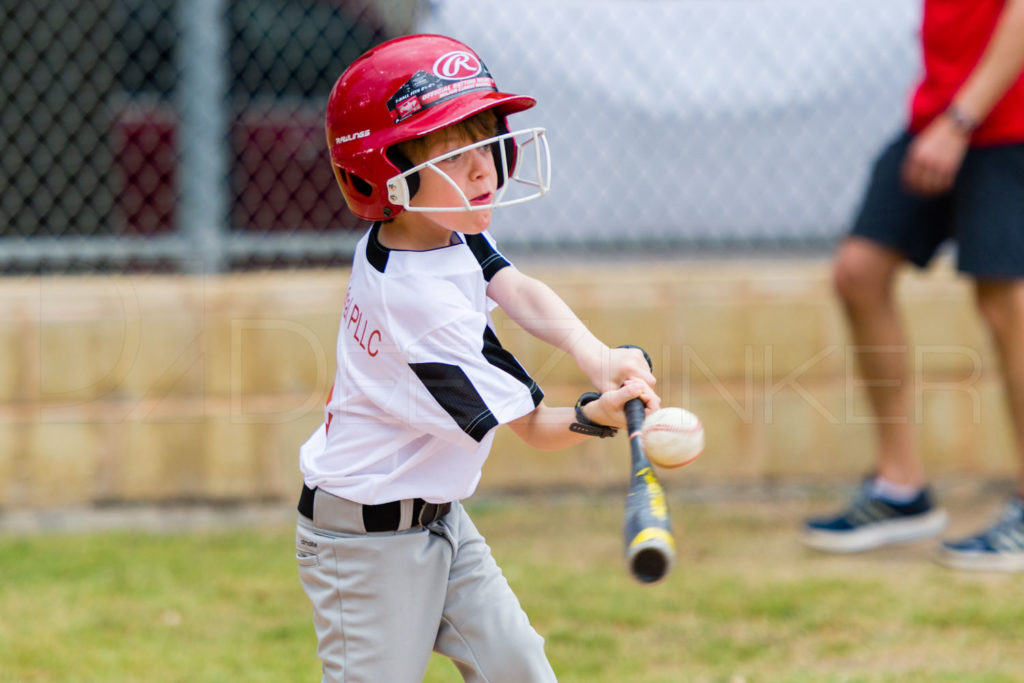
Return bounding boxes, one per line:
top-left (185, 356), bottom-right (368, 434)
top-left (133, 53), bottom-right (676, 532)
top-left (801, 481), bottom-right (948, 553)
top-left (936, 497), bottom-right (1024, 572)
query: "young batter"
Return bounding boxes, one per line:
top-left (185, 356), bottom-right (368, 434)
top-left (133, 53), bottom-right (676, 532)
top-left (296, 34), bottom-right (659, 681)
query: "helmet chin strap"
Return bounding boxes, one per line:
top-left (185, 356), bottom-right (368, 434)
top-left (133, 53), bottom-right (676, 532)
top-left (385, 148), bottom-right (421, 200)
top-left (386, 127), bottom-right (550, 213)
top-left (492, 119), bottom-right (513, 190)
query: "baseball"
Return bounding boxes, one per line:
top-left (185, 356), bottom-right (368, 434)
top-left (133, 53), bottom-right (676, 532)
top-left (641, 407), bottom-right (704, 469)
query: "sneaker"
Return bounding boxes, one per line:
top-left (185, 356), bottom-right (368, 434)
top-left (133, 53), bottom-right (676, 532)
top-left (801, 480), bottom-right (948, 553)
top-left (936, 497), bottom-right (1024, 572)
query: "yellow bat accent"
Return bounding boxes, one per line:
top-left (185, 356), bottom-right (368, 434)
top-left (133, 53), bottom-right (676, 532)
top-left (628, 527), bottom-right (676, 551)
top-left (634, 467), bottom-right (668, 520)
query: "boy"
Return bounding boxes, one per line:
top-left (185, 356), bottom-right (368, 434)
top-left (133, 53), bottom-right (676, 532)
top-left (296, 34), bottom-right (660, 681)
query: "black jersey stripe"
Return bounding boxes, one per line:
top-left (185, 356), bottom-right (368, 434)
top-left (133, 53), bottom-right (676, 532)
top-left (366, 223), bottom-right (390, 273)
top-left (463, 233), bottom-right (511, 281)
top-left (482, 326), bottom-right (544, 407)
top-left (409, 362), bottom-right (499, 442)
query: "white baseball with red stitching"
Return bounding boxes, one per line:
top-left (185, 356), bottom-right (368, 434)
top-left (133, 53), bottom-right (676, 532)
top-left (641, 407), bottom-right (704, 469)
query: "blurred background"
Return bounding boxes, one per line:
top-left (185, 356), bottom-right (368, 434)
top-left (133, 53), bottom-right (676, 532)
top-left (5, 0), bottom-right (1014, 517)
top-left (1, 0), bottom-right (921, 274)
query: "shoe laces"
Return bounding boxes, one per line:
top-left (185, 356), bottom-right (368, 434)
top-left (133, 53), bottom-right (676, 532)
top-left (983, 499), bottom-right (1024, 541)
top-left (842, 485), bottom-right (887, 523)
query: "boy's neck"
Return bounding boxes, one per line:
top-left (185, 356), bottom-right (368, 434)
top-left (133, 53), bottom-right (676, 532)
top-left (377, 216), bottom-right (457, 251)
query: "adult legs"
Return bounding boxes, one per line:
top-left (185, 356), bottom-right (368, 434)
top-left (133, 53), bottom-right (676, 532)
top-left (974, 279), bottom-right (1024, 498)
top-left (802, 236), bottom-right (948, 553)
top-left (935, 279), bottom-right (1024, 571)
top-left (833, 236), bottom-right (923, 486)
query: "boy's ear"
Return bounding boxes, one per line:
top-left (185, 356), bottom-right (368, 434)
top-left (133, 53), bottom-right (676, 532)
top-left (386, 147), bottom-right (420, 199)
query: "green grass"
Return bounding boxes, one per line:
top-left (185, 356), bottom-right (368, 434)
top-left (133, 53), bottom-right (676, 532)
top-left (2, 495), bottom-right (1023, 681)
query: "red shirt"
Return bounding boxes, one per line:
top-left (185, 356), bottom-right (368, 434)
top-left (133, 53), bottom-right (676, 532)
top-left (909, 0), bottom-right (1024, 145)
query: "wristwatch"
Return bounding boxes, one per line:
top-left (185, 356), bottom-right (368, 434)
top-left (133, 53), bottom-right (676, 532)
top-left (570, 392), bottom-right (619, 438)
top-left (945, 104), bottom-right (980, 134)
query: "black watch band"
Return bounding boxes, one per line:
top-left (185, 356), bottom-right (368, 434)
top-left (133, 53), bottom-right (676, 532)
top-left (570, 391), bottom-right (618, 438)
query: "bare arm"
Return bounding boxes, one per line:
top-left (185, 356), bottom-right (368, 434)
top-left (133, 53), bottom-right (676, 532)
top-left (903, 0), bottom-right (1024, 194)
top-left (952, 0), bottom-right (1024, 125)
top-left (506, 377), bottom-right (660, 450)
top-left (487, 266), bottom-right (656, 391)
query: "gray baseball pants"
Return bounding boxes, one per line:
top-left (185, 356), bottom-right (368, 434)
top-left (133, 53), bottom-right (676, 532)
top-left (296, 496), bottom-right (557, 682)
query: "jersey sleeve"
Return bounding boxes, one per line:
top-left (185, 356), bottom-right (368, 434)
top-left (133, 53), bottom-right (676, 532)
top-left (464, 231), bottom-right (511, 282)
top-left (405, 309), bottom-right (543, 444)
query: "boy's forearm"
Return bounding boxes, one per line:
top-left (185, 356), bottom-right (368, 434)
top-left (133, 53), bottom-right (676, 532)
top-left (952, 0), bottom-right (1024, 123)
top-left (489, 268), bottom-right (656, 391)
top-left (515, 286), bottom-right (605, 361)
top-left (506, 404), bottom-right (590, 450)
top-left (506, 379), bottom-right (656, 449)
top-left (489, 269), bottom-right (609, 376)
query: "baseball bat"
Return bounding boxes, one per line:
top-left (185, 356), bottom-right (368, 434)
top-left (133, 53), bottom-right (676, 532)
top-left (619, 346), bottom-right (675, 584)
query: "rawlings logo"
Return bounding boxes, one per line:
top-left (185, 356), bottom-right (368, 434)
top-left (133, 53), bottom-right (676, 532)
top-left (386, 54), bottom-right (494, 123)
top-left (433, 51), bottom-right (481, 80)
top-left (335, 129), bottom-right (370, 144)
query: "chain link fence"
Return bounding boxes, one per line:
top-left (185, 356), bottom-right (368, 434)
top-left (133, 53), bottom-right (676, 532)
top-left (1, 0), bottom-right (921, 273)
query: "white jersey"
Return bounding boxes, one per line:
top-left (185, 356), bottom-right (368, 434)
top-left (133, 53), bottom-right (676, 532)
top-left (299, 225), bottom-right (543, 504)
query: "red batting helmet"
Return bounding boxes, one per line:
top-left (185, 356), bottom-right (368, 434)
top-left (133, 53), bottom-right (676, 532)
top-left (325, 34), bottom-right (536, 221)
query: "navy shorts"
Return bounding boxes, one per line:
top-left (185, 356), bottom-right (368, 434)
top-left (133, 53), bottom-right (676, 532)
top-left (850, 131), bottom-right (1024, 278)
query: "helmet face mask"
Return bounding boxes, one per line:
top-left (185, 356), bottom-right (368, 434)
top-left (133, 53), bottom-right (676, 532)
top-left (385, 127), bottom-right (551, 213)
top-left (325, 34), bottom-right (548, 221)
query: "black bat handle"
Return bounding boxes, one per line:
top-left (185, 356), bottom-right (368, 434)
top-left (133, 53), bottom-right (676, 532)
top-left (619, 343), bottom-right (653, 460)
top-left (624, 397), bottom-right (647, 437)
